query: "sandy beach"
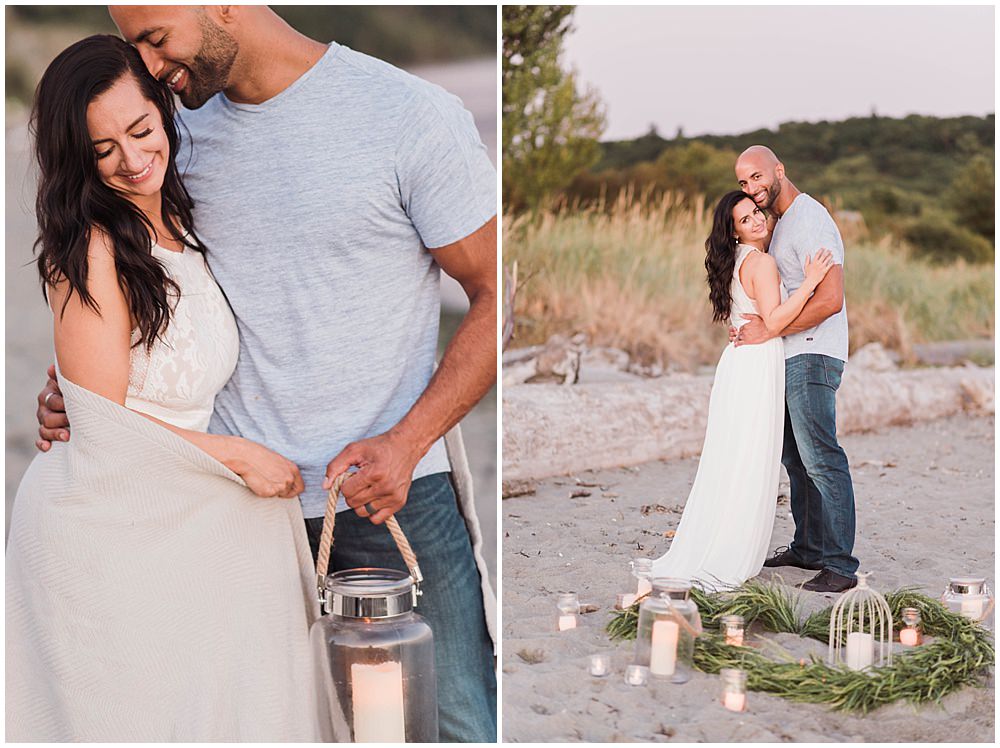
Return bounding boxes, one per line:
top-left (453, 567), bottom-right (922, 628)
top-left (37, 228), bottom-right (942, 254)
top-left (501, 413), bottom-right (994, 742)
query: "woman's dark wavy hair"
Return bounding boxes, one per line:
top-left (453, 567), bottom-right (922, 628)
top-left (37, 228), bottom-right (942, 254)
top-left (31, 34), bottom-right (206, 350)
top-left (705, 190), bottom-right (757, 323)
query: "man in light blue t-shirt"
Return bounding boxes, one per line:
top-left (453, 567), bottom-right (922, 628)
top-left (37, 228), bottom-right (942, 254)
top-left (733, 146), bottom-right (860, 594)
top-left (37, 6), bottom-right (496, 741)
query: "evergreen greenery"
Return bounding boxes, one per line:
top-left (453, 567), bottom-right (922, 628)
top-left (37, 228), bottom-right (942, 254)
top-left (606, 579), bottom-right (994, 713)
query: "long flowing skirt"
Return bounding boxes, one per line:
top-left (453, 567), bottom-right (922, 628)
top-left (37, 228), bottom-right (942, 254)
top-left (6, 377), bottom-right (321, 741)
top-left (652, 338), bottom-right (785, 589)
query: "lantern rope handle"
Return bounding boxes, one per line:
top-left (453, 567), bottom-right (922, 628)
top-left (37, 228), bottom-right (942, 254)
top-left (315, 471), bottom-right (423, 601)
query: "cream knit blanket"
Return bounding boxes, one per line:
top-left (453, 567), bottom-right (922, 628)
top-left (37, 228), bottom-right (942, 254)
top-left (6, 377), bottom-right (321, 742)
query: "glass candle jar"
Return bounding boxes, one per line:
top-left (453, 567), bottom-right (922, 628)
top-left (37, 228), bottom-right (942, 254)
top-left (719, 668), bottom-right (748, 712)
top-left (720, 615), bottom-right (745, 646)
top-left (310, 568), bottom-right (437, 743)
top-left (624, 664), bottom-right (649, 686)
top-left (634, 594), bottom-right (697, 684)
top-left (899, 607), bottom-right (923, 646)
top-left (556, 592), bottom-right (580, 631)
top-left (652, 577), bottom-right (704, 636)
top-left (941, 577), bottom-right (994, 629)
top-left (588, 653), bottom-right (612, 678)
top-left (630, 558), bottom-right (654, 598)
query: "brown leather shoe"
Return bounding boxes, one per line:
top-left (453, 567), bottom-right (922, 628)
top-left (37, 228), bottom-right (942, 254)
top-left (762, 546), bottom-right (823, 571)
top-left (800, 569), bottom-right (858, 593)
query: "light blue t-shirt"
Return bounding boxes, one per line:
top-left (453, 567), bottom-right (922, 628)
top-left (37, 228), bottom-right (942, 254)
top-left (769, 194), bottom-right (849, 362)
top-left (176, 43), bottom-right (496, 517)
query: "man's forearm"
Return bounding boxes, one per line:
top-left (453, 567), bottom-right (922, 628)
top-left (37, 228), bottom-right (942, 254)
top-left (780, 292), bottom-right (841, 336)
top-left (389, 287), bottom-right (497, 458)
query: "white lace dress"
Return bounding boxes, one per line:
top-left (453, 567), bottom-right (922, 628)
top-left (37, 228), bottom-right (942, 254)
top-left (652, 244), bottom-right (785, 589)
top-left (6, 245), bottom-right (320, 741)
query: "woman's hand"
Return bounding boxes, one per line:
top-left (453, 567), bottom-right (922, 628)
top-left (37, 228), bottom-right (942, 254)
top-left (803, 248), bottom-right (835, 288)
top-left (222, 436), bottom-right (305, 498)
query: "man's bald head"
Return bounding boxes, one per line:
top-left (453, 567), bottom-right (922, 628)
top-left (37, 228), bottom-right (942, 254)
top-left (735, 145), bottom-right (785, 211)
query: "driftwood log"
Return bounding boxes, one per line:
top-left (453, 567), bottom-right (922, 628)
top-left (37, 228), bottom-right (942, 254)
top-left (503, 360), bottom-right (994, 482)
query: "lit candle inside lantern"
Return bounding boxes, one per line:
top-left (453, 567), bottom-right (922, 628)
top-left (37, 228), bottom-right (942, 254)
top-left (723, 691), bottom-right (746, 712)
top-left (649, 619), bottom-right (679, 676)
top-left (351, 661), bottom-right (405, 742)
top-left (899, 628), bottom-right (919, 647)
top-left (845, 632), bottom-right (874, 670)
top-left (558, 614), bottom-right (577, 631)
top-left (961, 597), bottom-right (985, 621)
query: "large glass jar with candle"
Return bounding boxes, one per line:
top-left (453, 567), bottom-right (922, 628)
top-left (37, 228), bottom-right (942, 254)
top-left (941, 577), bottom-right (994, 630)
top-left (652, 577), bottom-right (703, 635)
top-left (311, 568), bottom-right (437, 743)
top-left (633, 593), bottom-right (698, 684)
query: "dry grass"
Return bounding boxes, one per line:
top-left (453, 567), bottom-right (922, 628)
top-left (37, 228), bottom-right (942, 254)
top-left (504, 193), bottom-right (994, 370)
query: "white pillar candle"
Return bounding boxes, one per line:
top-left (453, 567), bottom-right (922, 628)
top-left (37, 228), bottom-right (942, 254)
top-left (351, 661), bottom-right (405, 743)
top-left (845, 632), bottom-right (874, 671)
top-left (558, 614), bottom-right (577, 631)
top-left (961, 597), bottom-right (985, 621)
top-left (899, 628), bottom-right (919, 647)
top-left (723, 691), bottom-right (746, 712)
top-left (636, 578), bottom-right (653, 597)
top-left (649, 619), bottom-right (679, 676)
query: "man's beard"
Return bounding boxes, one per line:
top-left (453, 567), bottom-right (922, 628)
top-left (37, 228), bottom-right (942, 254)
top-left (179, 17), bottom-right (238, 109)
top-left (755, 179), bottom-right (781, 211)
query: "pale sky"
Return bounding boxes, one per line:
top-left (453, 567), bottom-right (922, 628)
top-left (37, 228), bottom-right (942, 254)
top-left (563, 5), bottom-right (995, 140)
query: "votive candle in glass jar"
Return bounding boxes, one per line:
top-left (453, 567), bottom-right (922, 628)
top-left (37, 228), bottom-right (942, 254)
top-left (556, 592), bottom-right (580, 631)
top-left (630, 558), bottom-right (654, 599)
top-left (720, 614), bottom-right (745, 646)
top-left (624, 664), bottom-right (649, 686)
top-left (719, 668), bottom-right (747, 712)
top-left (588, 653), bottom-right (611, 677)
top-left (941, 577), bottom-right (994, 630)
top-left (899, 607), bottom-right (922, 646)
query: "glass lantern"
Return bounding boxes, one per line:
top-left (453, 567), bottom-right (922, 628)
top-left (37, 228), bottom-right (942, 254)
top-left (719, 668), bottom-right (748, 712)
top-left (898, 607), bottom-right (923, 647)
top-left (634, 591), bottom-right (699, 684)
top-left (311, 568), bottom-right (438, 743)
top-left (941, 577), bottom-right (994, 630)
top-left (652, 577), bottom-right (703, 634)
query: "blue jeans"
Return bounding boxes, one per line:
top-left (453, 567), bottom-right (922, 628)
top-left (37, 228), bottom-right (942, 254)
top-left (782, 354), bottom-right (859, 579)
top-left (305, 472), bottom-right (496, 743)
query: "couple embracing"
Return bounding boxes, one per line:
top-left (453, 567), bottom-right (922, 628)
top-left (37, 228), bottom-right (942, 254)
top-left (7, 5), bottom-right (496, 743)
top-left (652, 146), bottom-right (860, 595)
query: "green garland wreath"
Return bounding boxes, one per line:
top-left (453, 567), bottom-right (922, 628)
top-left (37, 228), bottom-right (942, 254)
top-left (606, 579), bottom-right (994, 713)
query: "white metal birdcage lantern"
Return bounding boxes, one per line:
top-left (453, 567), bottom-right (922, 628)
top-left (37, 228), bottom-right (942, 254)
top-left (828, 572), bottom-right (893, 671)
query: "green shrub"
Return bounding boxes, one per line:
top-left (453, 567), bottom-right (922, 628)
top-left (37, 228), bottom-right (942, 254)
top-left (901, 214), bottom-right (993, 264)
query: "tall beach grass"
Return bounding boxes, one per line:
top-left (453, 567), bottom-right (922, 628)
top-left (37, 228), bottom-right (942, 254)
top-left (504, 191), bottom-right (994, 370)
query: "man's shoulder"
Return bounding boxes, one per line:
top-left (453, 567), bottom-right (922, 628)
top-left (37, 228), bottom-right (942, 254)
top-left (331, 43), bottom-right (456, 111)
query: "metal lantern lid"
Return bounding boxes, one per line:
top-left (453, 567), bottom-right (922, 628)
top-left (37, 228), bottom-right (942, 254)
top-left (322, 568), bottom-right (415, 619)
top-left (948, 577), bottom-right (987, 595)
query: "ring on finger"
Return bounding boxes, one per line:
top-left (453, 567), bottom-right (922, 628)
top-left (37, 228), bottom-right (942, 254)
top-left (44, 392), bottom-right (55, 408)
top-left (364, 501), bottom-right (377, 516)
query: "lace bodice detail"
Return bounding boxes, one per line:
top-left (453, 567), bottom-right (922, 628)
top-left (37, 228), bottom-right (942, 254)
top-left (127, 246), bottom-right (239, 432)
top-left (730, 244), bottom-right (785, 327)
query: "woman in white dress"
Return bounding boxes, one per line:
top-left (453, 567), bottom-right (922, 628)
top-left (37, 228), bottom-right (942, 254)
top-left (651, 191), bottom-right (834, 589)
top-left (6, 36), bottom-right (319, 741)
